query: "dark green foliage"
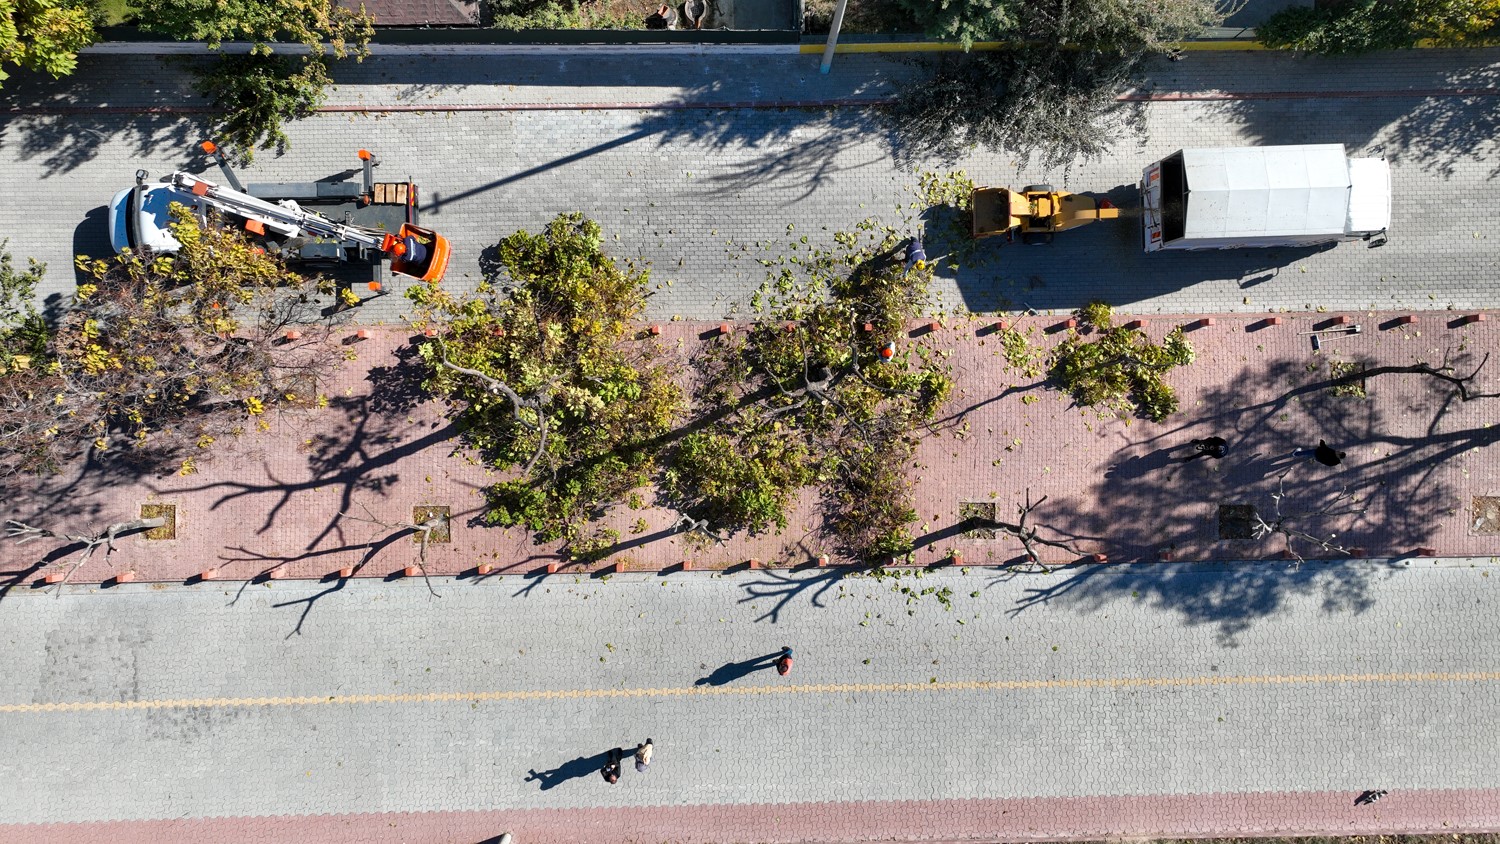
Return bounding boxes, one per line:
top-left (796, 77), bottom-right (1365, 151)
top-left (669, 430), bottom-right (818, 534)
top-left (892, 0), bottom-right (1228, 166)
top-left (407, 213), bottom-right (683, 550)
top-left (1048, 302), bottom-right (1195, 422)
top-left (1257, 0), bottom-right (1500, 54)
top-left (485, 0), bottom-right (634, 29)
top-left (1256, 1), bottom-right (1412, 52)
top-left (195, 54), bottom-right (330, 163)
top-left (130, 0), bottom-right (372, 55)
top-left (0, 243), bottom-right (50, 367)
top-left (661, 221), bottom-right (953, 561)
top-left (893, 0), bottom-right (1013, 47)
top-left (132, 0), bottom-right (371, 161)
top-left (893, 47), bottom-right (1141, 168)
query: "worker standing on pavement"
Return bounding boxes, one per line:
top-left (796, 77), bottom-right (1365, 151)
top-left (905, 236), bottom-right (926, 271)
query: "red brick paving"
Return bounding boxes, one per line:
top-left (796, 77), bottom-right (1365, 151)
top-left (5, 311), bottom-right (1499, 585)
top-left (3, 788), bottom-right (1497, 843)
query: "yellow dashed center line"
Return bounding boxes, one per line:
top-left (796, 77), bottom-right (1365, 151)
top-left (4, 671), bottom-right (1498, 713)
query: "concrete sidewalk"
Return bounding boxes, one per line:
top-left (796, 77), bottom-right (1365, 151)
top-left (5, 308), bottom-right (1499, 588)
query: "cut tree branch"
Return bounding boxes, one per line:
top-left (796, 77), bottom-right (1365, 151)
top-left (673, 512), bottom-right (730, 545)
top-left (1251, 467), bottom-right (1367, 564)
top-left (338, 503), bottom-right (448, 596)
top-left (436, 344), bottom-right (550, 474)
top-left (7, 516), bottom-right (167, 590)
top-left (968, 490), bottom-right (1077, 572)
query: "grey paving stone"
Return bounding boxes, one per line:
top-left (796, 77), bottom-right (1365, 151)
top-left (0, 562), bottom-right (1496, 822)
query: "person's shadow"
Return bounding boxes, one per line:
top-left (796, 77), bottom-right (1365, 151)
top-left (1103, 447), bottom-right (1176, 480)
top-left (525, 748), bottom-right (616, 790)
top-left (695, 651), bottom-right (784, 686)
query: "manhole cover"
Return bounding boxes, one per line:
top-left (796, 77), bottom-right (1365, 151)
top-left (959, 501), bottom-right (998, 540)
top-left (1472, 496), bottom-right (1500, 535)
top-left (1218, 504), bottom-right (1257, 540)
top-left (140, 503), bottom-right (177, 540)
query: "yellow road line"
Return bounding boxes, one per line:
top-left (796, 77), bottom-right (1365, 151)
top-left (5, 671), bottom-right (1498, 713)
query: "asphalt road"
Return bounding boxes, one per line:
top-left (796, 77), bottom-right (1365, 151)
top-left (0, 561), bottom-right (1497, 835)
top-left (3, 50), bottom-right (1500, 320)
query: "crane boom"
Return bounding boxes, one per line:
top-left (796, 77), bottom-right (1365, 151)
top-left (169, 172), bottom-right (399, 255)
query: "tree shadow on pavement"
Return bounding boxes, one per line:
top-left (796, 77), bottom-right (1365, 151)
top-left (1383, 63), bottom-right (1500, 179)
top-left (154, 408), bottom-right (464, 551)
top-left (1002, 346), bottom-right (1499, 642)
top-left (1208, 57), bottom-right (1500, 180)
top-left (0, 53), bottom-right (210, 177)
top-left (736, 569), bottom-right (846, 623)
top-left (525, 749), bottom-right (616, 791)
top-left (1000, 559), bottom-right (1398, 646)
top-left (626, 69), bottom-right (903, 203)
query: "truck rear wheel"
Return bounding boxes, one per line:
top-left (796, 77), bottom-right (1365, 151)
top-left (1023, 185), bottom-right (1054, 193)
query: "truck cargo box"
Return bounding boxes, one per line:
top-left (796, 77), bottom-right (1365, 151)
top-left (1142, 144), bottom-right (1390, 252)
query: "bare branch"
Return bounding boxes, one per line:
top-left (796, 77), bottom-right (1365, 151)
top-left (7, 517), bottom-right (166, 590)
top-left (336, 505), bottom-right (446, 596)
top-left (1336, 353), bottom-right (1500, 402)
top-left (673, 512), bottom-right (730, 545)
top-left (1251, 468), bottom-right (1367, 564)
top-left (967, 490), bottom-right (1077, 572)
top-left (435, 343), bottom-right (549, 474)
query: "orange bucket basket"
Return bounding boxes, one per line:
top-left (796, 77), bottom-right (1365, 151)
top-left (389, 224), bottom-right (451, 283)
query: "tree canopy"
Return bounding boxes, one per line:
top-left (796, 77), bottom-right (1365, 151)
top-left (0, 207), bottom-right (348, 477)
top-left (0, 0), bottom-right (97, 88)
top-left (899, 0), bottom-right (1227, 51)
top-left (1258, 0), bottom-right (1500, 54)
top-left (893, 0), bottom-right (1235, 167)
top-left (129, 0), bottom-right (372, 57)
top-left (129, 0), bottom-right (373, 161)
top-left (662, 221), bottom-right (953, 560)
top-left (406, 213), bottom-right (684, 555)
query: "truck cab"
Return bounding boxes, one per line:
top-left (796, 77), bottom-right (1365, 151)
top-left (106, 145), bottom-right (452, 284)
top-left (107, 174), bottom-right (202, 254)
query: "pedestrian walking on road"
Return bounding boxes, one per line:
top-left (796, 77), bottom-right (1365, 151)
top-left (1187, 436), bottom-right (1228, 460)
top-left (601, 747), bottom-right (622, 784)
top-left (1293, 440), bottom-right (1345, 466)
top-left (635, 739), bottom-right (654, 773)
top-left (776, 646), bottom-right (794, 676)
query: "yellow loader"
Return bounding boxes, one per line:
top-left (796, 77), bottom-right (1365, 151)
top-left (970, 184), bottom-right (1119, 245)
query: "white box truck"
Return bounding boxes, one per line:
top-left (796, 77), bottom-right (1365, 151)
top-left (1141, 144), bottom-right (1390, 252)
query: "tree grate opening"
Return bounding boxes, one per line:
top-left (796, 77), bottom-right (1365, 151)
top-left (1218, 504), bottom-right (1257, 540)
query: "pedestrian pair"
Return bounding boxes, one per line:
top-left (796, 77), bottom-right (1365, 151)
top-left (602, 740), bottom-right (653, 784)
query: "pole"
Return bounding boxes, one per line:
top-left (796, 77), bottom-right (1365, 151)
top-left (819, 0), bottom-right (849, 74)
